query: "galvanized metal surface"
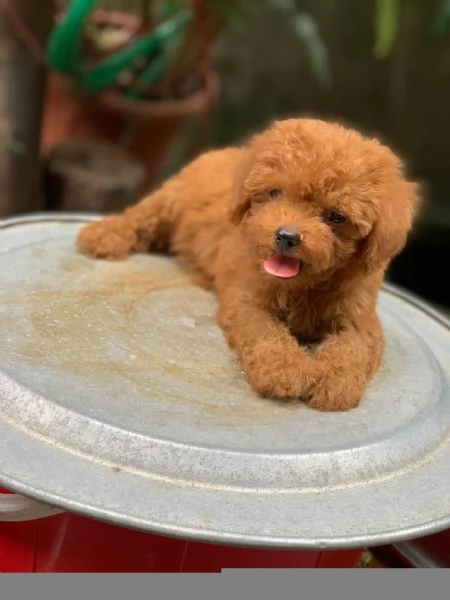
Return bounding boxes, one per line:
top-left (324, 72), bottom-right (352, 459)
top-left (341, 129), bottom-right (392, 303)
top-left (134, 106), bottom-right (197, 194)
top-left (0, 214), bottom-right (450, 549)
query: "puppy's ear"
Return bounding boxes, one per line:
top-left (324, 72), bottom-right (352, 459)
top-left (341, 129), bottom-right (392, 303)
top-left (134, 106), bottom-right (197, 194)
top-left (362, 178), bottom-right (419, 273)
top-left (229, 148), bottom-right (253, 225)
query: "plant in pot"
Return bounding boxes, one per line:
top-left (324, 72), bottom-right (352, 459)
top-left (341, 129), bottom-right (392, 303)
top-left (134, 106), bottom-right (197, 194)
top-left (42, 0), bottom-right (332, 213)
top-left (42, 0), bottom-right (240, 192)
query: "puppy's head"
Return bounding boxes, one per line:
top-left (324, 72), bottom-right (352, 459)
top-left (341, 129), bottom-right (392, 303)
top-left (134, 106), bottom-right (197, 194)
top-left (230, 119), bottom-right (419, 283)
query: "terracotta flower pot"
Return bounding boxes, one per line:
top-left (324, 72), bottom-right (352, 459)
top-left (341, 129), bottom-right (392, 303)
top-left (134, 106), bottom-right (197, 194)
top-left (41, 72), bottom-right (218, 189)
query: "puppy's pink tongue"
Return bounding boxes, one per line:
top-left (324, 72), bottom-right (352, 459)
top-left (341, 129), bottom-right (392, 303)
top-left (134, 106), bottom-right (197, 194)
top-left (263, 254), bottom-right (300, 278)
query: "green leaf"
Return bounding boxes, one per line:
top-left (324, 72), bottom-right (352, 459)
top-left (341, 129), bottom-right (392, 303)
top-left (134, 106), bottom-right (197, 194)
top-left (373, 0), bottom-right (400, 58)
top-left (78, 9), bottom-right (192, 93)
top-left (292, 13), bottom-right (332, 89)
top-left (214, 0), bottom-right (247, 30)
top-left (46, 0), bottom-right (96, 75)
top-left (266, 0), bottom-right (297, 14)
top-left (158, 0), bottom-right (187, 13)
top-left (429, 0), bottom-right (450, 40)
top-left (127, 29), bottom-right (183, 98)
top-left (7, 136), bottom-right (27, 156)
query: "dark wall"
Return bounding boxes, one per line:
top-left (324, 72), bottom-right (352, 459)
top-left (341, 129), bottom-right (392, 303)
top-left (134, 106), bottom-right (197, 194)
top-left (213, 1), bottom-right (450, 195)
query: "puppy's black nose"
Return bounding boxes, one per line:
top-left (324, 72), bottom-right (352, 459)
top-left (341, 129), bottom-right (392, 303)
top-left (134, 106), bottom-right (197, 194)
top-left (275, 227), bottom-right (300, 252)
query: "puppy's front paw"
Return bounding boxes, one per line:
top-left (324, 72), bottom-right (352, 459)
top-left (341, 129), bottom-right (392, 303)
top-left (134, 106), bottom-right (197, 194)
top-left (307, 373), bottom-right (363, 412)
top-left (77, 217), bottom-right (137, 260)
top-left (246, 356), bottom-right (320, 401)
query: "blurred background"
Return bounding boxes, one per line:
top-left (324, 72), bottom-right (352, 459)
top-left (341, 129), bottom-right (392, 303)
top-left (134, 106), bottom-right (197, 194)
top-left (0, 0), bottom-right (449, 310)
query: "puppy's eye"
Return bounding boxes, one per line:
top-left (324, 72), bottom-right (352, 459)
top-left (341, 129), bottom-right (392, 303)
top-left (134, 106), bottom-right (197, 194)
top-left (268, 188), bottom-right (282, 199)
top-left (325, 211), bottom-right (346, 225)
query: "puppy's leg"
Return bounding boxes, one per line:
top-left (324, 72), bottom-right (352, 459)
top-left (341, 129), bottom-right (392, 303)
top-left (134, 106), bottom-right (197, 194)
top-left (218, 295), bottom-right (321, 400)
top-left (77, 180), bottom-right (178, 260)
top-left (308, 312), bottom-right (384, 411)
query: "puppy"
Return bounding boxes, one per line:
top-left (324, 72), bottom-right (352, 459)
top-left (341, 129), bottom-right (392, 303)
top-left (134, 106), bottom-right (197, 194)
top-left (77, 118), bottom-right (418, 411)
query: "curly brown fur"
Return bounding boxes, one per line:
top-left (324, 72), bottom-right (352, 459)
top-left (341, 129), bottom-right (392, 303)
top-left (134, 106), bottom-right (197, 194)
top-left (77, 118), bottom-right (418, 411)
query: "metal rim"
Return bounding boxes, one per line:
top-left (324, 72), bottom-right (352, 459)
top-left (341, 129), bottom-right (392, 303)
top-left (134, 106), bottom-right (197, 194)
top-left (1, 472), bottom-right (450, 550)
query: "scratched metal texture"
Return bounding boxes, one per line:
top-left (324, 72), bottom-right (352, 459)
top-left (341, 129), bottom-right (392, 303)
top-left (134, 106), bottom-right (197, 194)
top-left (0, 214), bottom-right (449, 549)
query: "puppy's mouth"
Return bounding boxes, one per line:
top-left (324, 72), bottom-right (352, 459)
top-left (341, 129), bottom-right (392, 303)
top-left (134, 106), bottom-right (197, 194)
top-left (263, 254), bottom-right (304, 279)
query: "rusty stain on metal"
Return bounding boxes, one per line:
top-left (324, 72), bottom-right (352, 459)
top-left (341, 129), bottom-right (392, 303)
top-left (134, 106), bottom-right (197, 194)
top-left (0, 230), bottom-right (296, 427)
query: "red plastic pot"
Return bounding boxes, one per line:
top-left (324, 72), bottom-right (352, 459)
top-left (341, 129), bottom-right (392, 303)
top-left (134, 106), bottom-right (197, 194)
top-left (373, 531), bottom-right (450, 568)
top-left (0, 490), bottom-right (362, 572)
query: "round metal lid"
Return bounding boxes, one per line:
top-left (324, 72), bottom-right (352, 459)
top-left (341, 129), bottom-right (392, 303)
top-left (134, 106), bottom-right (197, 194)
top-left (1, 214), bottom-right (450, 549)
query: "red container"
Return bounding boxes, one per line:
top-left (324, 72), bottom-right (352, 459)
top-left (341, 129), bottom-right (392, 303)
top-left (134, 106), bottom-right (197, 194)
top-left (0, 492), bottom-right (362, 572)
top-left (373, 530), bottom-right (450, 568)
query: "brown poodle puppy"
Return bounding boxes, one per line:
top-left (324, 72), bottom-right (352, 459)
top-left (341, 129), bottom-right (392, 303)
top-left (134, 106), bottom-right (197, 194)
top-left (77, 118), bottom-right (418, 411)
